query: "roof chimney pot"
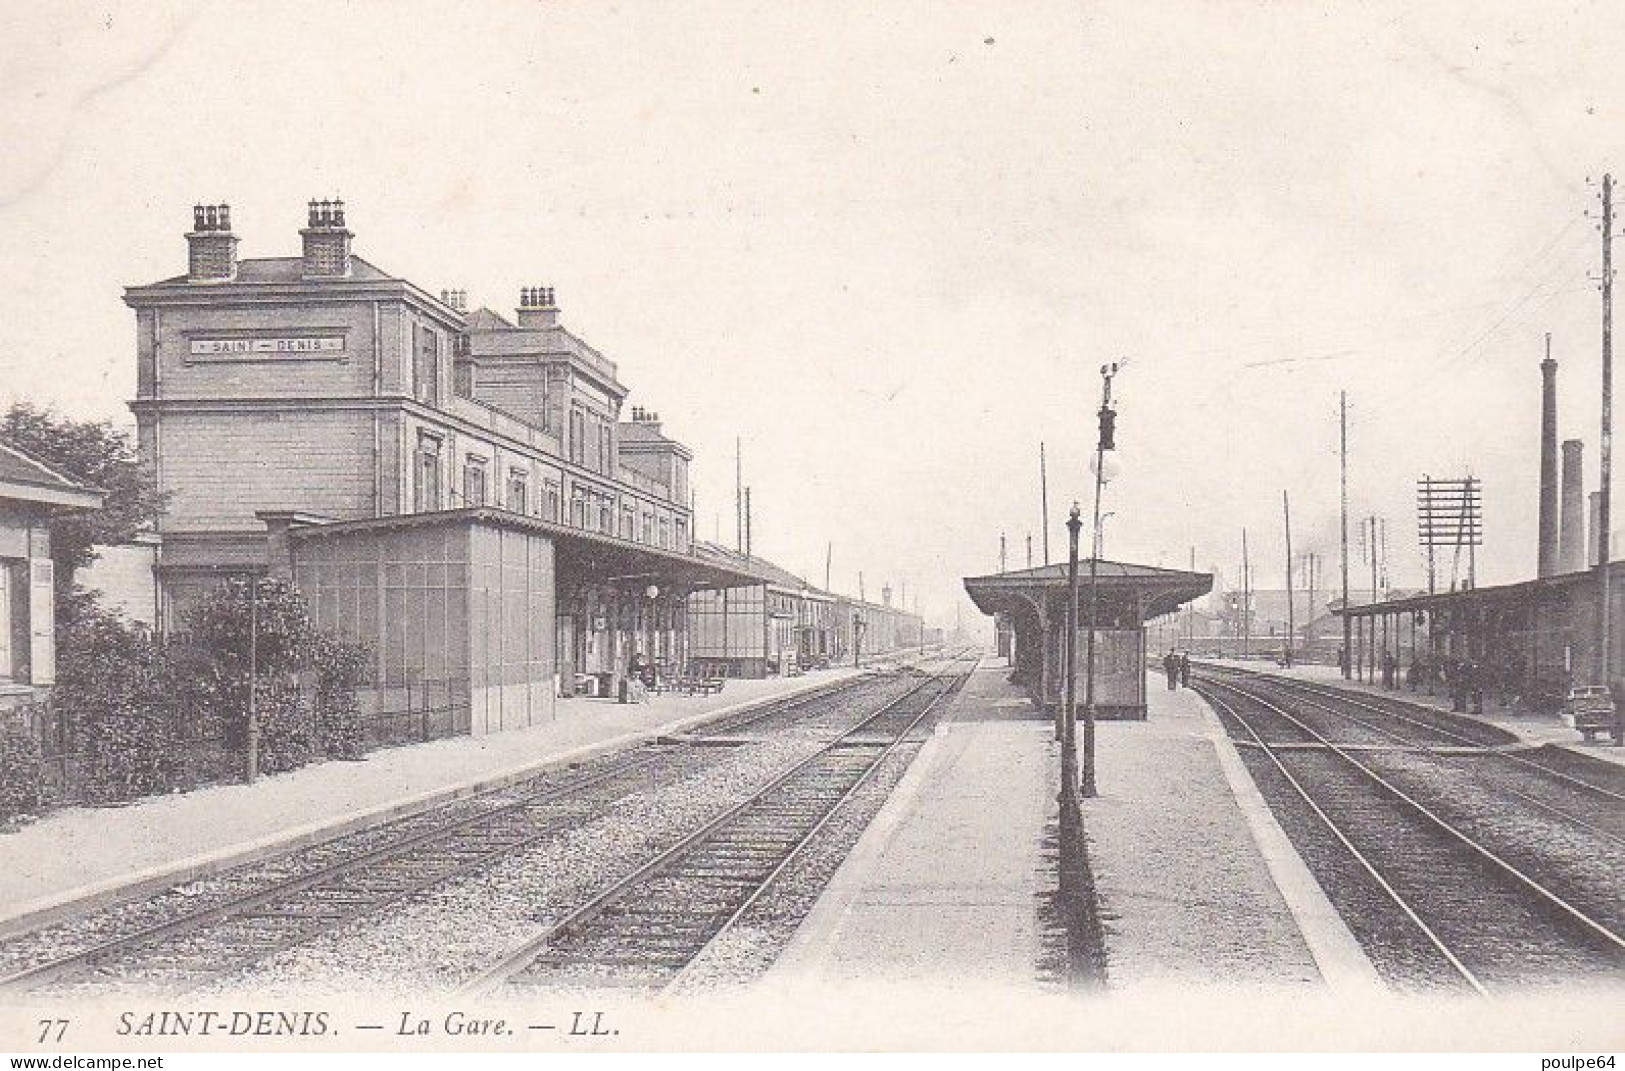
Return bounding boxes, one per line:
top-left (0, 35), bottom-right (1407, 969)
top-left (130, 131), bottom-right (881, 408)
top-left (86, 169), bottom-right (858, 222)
top-left (301, 196), bottom-right (353, 277)
top-left (186, 201), bottom-right (239, 282)
top-left (517, 284), bottom-right (560, 328)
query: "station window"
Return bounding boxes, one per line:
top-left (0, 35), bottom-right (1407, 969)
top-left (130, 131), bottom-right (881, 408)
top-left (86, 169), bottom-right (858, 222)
top-left (413, 325), bottom-right (440, 407)
top-left (570, 488), bottom-right (586, 527)
top-left (658, 516), bottom-right (670, 549)
top-left (543, 481), bottom-right (561, 521)
top-left (675, 517), bottom-right (688, 550)
top-left (414, 433), bottom-right (442, 512)
top-left (506, 469), bottom-right (528, 513)
top-left (569, 408), bottom-right (585, 466)
top-left (462, 457), bottom-right (488, 507)
top-left (621, 505), bottom-right (635, 540)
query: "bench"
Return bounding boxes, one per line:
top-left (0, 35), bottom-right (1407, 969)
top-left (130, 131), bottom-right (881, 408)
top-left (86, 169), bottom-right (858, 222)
top-left (677, 676), bottom-right (726, 696)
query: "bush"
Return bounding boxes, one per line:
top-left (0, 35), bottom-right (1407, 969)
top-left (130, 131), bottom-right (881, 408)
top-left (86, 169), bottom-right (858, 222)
top-left (185, 577), bottom-right (373, 774)
top-left (0, 722), bottom-right (43, 823)
top-left (314, 638), bottom-right (372, 760)
top-left (54, 591), bottom-right (182, 803)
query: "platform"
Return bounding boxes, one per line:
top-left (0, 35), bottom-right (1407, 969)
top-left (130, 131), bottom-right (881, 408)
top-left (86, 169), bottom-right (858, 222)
top-left (0, 668), bottom-right (863, 935)
top-left (775, 660), bottom-right (1376, 991)
top-left (773, 659), bottom-right (1055, 986)
top-left (1206, 659), bottom-right (1625, 770)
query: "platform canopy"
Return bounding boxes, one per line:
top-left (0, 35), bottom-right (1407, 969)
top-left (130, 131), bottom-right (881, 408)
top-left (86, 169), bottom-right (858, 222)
top-left (964, 559), bottom-right (1213, 623)
top-left (285, 506), bottom-right (771, 593)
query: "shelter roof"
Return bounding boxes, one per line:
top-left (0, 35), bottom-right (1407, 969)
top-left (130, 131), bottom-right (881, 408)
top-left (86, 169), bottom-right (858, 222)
top-left (287, 507), bottom-right (768, 591)
top-left (1334, 568), bottom-right (1608, 618)
top-left (963, 558), bottom-right (1213, 620)
top-left (0, 441), bottom-right (106, 510)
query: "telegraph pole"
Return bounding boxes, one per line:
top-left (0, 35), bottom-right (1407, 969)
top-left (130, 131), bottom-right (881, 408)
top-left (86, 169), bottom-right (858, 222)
top-left (1185, 546), bottom-right (1196, 649)
top-left (1283, 491), bottom-right (1295, 667)
top-left (1369, 515), bottom-right (1380, 683)
top-left (735, 437), bottom-right (743, 554)
top-left (1600, 174), bottom-right (1616, 705)
top-left (1241, 528), bottom-right (1252, 659)
top-left (1040, 442), bottom-right (1052, 565)
top-left (1305, 552), bottom-right (1318, 649)
top-left (1340, 391), bottom-right (1352, 679)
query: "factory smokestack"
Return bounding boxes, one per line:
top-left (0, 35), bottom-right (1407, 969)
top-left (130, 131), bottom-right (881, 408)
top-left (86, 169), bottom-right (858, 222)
top-left (1560, 439), bottom-right (1586, 572)
top-left (1537, 342), bottom-right (1560, 577)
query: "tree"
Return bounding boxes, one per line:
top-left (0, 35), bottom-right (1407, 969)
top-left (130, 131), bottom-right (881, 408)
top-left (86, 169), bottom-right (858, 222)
top-left (0, 403), bottom-right (166, 597)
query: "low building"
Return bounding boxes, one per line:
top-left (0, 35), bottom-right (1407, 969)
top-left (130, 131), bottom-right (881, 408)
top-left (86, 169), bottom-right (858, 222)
top-left (0, 442), bottom-right (104, 708)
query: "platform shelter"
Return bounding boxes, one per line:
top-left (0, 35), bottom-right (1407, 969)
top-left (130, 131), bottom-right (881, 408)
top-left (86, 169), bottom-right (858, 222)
top-left (1336, 561), bottom-right (1625, 708)
top-left (964, 560), bottom-right (1212, 720)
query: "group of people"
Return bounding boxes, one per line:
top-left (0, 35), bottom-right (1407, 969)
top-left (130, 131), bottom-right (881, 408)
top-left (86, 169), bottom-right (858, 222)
top-left (1162, 650), bottom-right (1192, 690)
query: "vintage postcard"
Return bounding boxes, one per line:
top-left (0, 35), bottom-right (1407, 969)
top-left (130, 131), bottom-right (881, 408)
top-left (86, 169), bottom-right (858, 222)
top-left (0, 0), bottom-right (1622, 1059)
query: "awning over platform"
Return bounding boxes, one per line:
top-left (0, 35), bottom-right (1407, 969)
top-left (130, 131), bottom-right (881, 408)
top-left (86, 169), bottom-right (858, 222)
top-left (285, 506), bottom-right (771, 592)
top-left (1333, 567), bottom-right (1601, 620)
top-left (964, 559), bottom-right (1213, 621)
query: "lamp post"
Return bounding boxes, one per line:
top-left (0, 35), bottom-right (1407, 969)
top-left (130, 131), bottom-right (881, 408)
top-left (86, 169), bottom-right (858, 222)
top-left (246, 575), bottom-right (261, 784)
top-left (1060, 504), bottom-right (1084, 895)
top-left (1082, 362), bottom-right (1119, 798)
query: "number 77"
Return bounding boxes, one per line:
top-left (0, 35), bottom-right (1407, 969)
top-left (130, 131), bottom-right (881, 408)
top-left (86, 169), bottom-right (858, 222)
top-left (37, 1019), bottom-right (68, 1043)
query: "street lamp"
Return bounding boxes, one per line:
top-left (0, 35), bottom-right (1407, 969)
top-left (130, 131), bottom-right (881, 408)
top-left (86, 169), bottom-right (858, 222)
top-left (1062, 505), bottom-right (1084, 836)
top-left (1081, 361), bottom-right (1119, 798)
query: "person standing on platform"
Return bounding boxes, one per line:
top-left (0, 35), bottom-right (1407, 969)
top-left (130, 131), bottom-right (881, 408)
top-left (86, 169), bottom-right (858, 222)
top-left (1609, 677), bottom-right (1625, 747)
top-left (1178, 651), bottom-right (1191, 687)
top-left (1163, 651), bottom-right (1179, 690)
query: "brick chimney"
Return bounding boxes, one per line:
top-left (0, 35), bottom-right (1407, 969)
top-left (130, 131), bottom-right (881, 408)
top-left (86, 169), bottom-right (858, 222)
top-left (186, 203), bottom-right (238, 282)
top-left (301, 198), bottom-right (353, 277)
top-left (1537, 347), bottom-right (1560, 577)
top-left (1560, 439), bottom-right (1586, 572)
top-left (517, 286), bottom-right (558, 328)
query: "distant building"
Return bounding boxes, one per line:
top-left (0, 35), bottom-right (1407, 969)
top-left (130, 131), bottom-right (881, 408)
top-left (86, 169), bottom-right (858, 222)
top-left (687, 542), bottom-right (923, 677)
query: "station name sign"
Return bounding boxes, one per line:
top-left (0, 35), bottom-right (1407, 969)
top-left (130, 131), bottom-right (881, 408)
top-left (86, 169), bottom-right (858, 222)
top-left (190, 337), bottom-right (345, 356)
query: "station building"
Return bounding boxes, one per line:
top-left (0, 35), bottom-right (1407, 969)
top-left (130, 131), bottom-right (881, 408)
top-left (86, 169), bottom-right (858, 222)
top-left (125, 201), bottom-right (761, 733)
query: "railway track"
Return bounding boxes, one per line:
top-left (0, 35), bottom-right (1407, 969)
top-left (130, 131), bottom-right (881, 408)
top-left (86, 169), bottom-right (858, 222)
top-left (1194, 673), bottom-right (1625, 992)
top-left (1200, 668), bottom-right (1625, 848)
top-left (0, 666), bottom-right (932, 994)
top-left (463, 655), bottom-right (977, 994)
top-left (1198, 663), bottom-right (1625, 797)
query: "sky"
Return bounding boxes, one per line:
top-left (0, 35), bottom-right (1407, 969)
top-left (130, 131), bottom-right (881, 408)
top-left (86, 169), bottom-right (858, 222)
top-left (3, 0), bottom-right (1625, 631)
